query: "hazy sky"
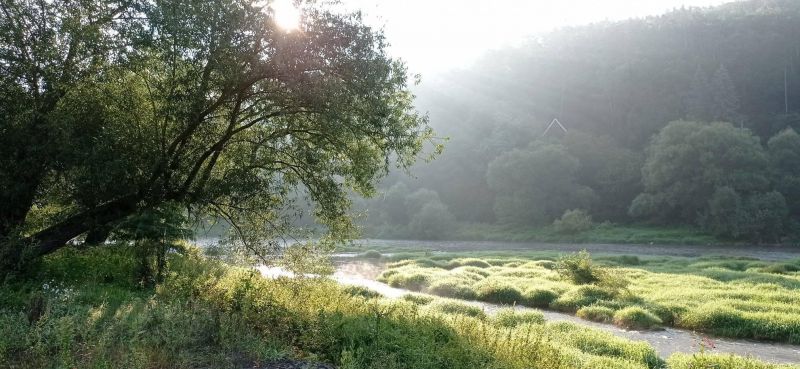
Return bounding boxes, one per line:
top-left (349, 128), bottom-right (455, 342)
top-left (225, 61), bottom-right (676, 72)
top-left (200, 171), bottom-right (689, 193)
top-left (336, 0), bottom-right (731, 76)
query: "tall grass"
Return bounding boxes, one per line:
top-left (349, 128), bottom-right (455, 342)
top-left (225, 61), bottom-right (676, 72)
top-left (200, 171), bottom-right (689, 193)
top-left (378, 254), bottom-right (800, 343)
top-left (1, 246), bottom-right (796, 369)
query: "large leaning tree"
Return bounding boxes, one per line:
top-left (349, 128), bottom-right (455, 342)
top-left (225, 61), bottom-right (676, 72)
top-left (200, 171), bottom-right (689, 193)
top-left (0, 0), bottom-right (433, 274)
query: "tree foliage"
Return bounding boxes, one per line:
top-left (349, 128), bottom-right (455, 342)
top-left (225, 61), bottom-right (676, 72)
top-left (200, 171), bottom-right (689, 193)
top-left (361, 0), bottom-right (800, 241)
top-left (634, 121), bottom-right (791, 241)
top-left (487, 143), bottom-right (594, 225)
top-left (631, 121), bottom-right (769, 224)
top-left (768, 128), bottom-right (800, 218)
top-left (0, 0), bottom-right (432, 273)
top-left (553, 209), bottom-right (593, 235)
top-left (408, 201), bottom-right (455, 240)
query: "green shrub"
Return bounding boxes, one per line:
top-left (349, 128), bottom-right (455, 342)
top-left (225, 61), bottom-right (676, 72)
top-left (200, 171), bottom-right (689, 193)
top-left (427, 280), bottom-right (477, 300)
top-left (408, 201), bottom-right (455, 240)
top-left (551, 285), bottom-right (615, 312)
top-left (361, 250), bottom-right (382, 259)
top-left (343, 285), bottom-right (381, 299)
top-left (415, 258), bottom-right (446, 268)
top-left (612, 307), bottom-right (662, 330)
top-left (449, 267), bottom-right (489, 282)
top-left (0, 312), bottom-right (28, 360)
top-left (493, 308), bottom-right (545, 327)
top-left (426, 301), bottom-right (486, 319)
top-left (758, 263), bottom-right (800, 274)
top-left (39, 246), bottom-right (140, 288)
top-left (679, 305), bottom-right (752, 338)
top-left (447, 258), bottom-right (491, 269)
top-left (475, 282), bottom-right (523, 305)
top-left (533, 260), bottom-right (557, 270)
top-left (522, 288), bottom-right (559, 308)
top-left (454, 266), bottom-right (491, 277)
top-left (556, 250), bottom-right (600, 284)
top-left (604, 255), bottom-right (641, 266)
top-left (668, 353), bottom-right (795, 369)
top-left (553, 209), bottom-right (593, 234)
top-left (577, 306), bottom-right (615, 323)
top-left (401, 294), bottom-right (434, 305)
top-left (386, 273), bottom-right (430, 291)
top-left (638, 303), bottom-right (676, 326)
top-left (545, 321), bottom-right (664, 368)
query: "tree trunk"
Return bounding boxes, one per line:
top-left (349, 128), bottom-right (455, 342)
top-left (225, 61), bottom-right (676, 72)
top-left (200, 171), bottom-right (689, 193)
top-left (0, 171), bottom-right (44, 241)
top-left (0, 195), bottom-right (140, 276)
top-left (0, 175), bottom-right (44, 274)
top-left (0, 195), bottom-right (138, 277)
top-left (83, 225), bottom-right (114, 247)
top-left (31, 195), bottom-right (139, 257)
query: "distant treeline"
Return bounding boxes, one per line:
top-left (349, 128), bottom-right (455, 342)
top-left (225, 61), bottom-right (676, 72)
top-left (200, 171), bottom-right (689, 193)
top-left (355, 0), bottom-right (800, 242)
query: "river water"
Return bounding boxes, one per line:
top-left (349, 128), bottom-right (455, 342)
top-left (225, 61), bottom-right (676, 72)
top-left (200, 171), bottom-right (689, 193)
top-left (259, 258), bottom-right (800, 365)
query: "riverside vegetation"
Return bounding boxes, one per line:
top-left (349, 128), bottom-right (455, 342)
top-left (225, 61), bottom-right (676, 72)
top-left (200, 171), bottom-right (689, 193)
top-left (377, 250), bottom-right (800, 344)
top-left (2, 245), bottom-right (798, 369)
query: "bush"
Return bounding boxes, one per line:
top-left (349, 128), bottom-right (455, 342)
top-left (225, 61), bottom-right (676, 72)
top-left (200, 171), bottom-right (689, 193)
top-left (343, 285), bottom-right (381, 299)
top-left (385, 273), bottom-right (430, 291)
top-left (531, 260), bottom-right (557, 269)
top-left (705, 186), bottom-right (745, 238)
top-left (475, 282), bottom-right (523, 305)
top-left (556, 250), bottom-right (600, 284)
top-left (401, 294), bottom-right (434, 305)
top-left (638, 303), bottom-right (676, 326)
top-left (679, 305), bottom-right (759, 340)
top-left (0, 312), bottom-right (28, 359)
top-left (522, 288), bottom-right (559, 308)
top-left (408, 201), bottom-right (456, 240)
top-left (551, 285), bottom-right (616, 312)
top-left (703, 188), bottom-right (789, 242)
top-left (39, 246), bottom-right (140, 288)
top-left (740, 191), bottom-right (789, 243)
top-left (612, 307), bottom-right (662, 330)
top-left (426, 301), bottom-right (486, 319)
top-left (605, 255), bottom-right (641, 266)
top-left (758, 263), bottom-right (800, 274)
top-left (553, 209), bottom-right (593, 234)
top-left (415, 258), bottom-right (446, 268)
top-left (361, 250), bottom-right (382, 259)
top-left (446, 258), bottom-right (491, 269)
top-left (667, 353), bottom-right (793, 369)
top-left (427, 280), bottom-right (477, 300)
top-left (577, 306), bottom-right (615, 323)
top-left (492, 308), bottom-right (545, 327)
top-left (453, 266), bottom-right (491, 277)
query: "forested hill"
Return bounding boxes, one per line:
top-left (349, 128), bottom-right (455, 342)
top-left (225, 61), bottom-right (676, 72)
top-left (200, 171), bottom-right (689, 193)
top-left (421, 0), bottom-right (800, 146)
top-left (355, 0), bottom-right (800, 242)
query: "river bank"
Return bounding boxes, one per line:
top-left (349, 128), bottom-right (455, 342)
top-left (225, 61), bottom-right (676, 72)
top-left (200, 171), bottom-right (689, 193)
top-left (311, 257), bottom-right (800, 365)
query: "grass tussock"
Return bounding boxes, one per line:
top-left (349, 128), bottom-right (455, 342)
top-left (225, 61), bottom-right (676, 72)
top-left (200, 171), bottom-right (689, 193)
top-left (612, 307), bottom-right (663, 330)
top-left (2, 246), bottom-right (797, 369)
top-left (0, 245), bottom-right (686, 369)
top-left (493, 308), bottom-right (545, 327)
top-left (577, 305), bottom-right (615, 323)
top-left (377, 251), bottom-right (800, 344)
top-left (667, 353), bottom-right (799, 369)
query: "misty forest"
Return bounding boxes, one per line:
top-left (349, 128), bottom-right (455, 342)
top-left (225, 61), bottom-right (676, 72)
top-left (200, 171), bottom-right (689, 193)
top-left (357, 0), bottom-right (800, 243)
top-left (2, 1), bottom-right (800, 369)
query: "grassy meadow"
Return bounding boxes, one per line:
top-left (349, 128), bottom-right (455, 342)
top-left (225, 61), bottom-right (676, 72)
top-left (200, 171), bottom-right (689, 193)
top-left (375, 250), bottom-right (800, 344)
top-left (363, 222), bottom-right (725, 245)
top-left (450, 223), bottom-right (724, 245)
top-left (0, 245), bottom-right (797, 369)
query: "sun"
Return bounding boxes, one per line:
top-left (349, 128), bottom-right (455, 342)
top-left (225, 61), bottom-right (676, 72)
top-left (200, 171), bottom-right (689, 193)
top-left (272, 0), bottom-right (301, 31)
